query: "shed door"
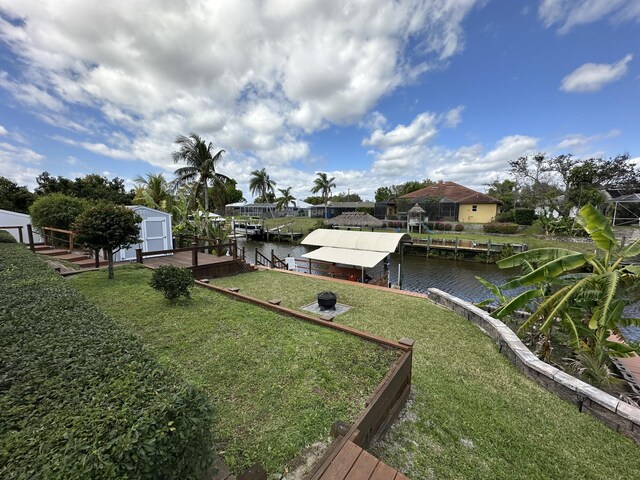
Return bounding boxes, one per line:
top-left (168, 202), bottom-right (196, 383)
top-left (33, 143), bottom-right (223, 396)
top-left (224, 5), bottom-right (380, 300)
top-left (143, 217), bottom-right (168, 255)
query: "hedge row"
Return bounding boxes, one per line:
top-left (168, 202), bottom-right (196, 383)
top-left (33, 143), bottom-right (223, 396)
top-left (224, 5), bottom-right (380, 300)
top-left (0, 230), bottom-right (17, 243)
top-left (0, 244), bottom-right (214, 479)
top-left (482, 222), bottom-right (519, 234)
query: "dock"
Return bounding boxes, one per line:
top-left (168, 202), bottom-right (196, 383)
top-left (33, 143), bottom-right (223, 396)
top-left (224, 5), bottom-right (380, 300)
top-left (409, 237), bottom-right (527, 256)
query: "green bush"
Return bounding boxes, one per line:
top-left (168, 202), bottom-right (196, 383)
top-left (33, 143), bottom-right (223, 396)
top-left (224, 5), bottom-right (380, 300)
top-left (29, 193), bottom-right (88, 231)
top-left (514, 208), bottom-right (536, 226)
top-left (483, 222), bottom-right (519, 234)
top-left (454, 223), bottom-right (464, 232)
top-left (444, 223), bottom-right (453, 231)
top-left (150, 265), bottom-right (194, 300)
top-left (0, 244), bottom-right (214, 478)
top-left (0, 230), bottom-right (16, 243)
top-left (435, 222), bottom-right (445, 230)
top-left (495, 211), bottom-right (515, 223)
top-left (426, 221), bottom-right (435, 230)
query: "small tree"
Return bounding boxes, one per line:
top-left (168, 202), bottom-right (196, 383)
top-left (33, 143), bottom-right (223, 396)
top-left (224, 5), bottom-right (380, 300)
top-left (150, 265), bottom-right (194, 301)
top-left (74, 203), bottom-right (141, 280)
top-left (29, 193), bottom-right (88, 231)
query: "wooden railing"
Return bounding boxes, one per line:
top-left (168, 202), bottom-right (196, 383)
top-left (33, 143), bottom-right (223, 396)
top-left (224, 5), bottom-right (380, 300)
top-left (271, 250), bottom-right (287, 269)
top-left (0, 225), bottom-right (24, 243)
top-left (136, 239), bottom-right (238, 266)
top-left (41, 226), bottom-right (79, 250)
top-left (255, 248), bottom-right (271, 267)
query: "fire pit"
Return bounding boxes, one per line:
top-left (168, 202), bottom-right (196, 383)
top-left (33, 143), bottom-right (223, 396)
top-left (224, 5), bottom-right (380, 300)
top-left (317, 291), bottom-right (337, 310)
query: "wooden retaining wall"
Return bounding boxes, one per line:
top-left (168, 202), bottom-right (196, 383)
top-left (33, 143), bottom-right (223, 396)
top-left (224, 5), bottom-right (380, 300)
top-left (426, 288), bottom-right (640, 444)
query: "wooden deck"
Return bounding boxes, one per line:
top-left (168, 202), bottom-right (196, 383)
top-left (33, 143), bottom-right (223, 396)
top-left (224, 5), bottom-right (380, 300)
top-left (317, 441), bottom-right (408, 480)
top-left (142, 251), bottom-right (237, 268)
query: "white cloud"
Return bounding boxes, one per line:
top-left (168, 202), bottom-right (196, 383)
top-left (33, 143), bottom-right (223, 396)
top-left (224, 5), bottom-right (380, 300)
top-left (560, 54), bottom-right (632, 92)
top-left (363, 112), bottom-right (439, 149)
top-left (0, 125), bottom-right (7, 136)
top-left (0, 141), bottom-right (45, 188)
top-left (556, 129), bottom-right (621, 150)
top-left (539, 0), bottom-right (640, 33)
top-left (0, 0), bottom-right (481, 170)
top-left (440, 105), bottom-right (465, 128)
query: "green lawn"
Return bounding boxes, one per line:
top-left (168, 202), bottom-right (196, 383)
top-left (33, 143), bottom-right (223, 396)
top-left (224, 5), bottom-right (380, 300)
top-left (209, 270), bottom-right (640, 480)
top-left (68, 266), bottom-right (397, 475)
top-left (262, 216), bottom-right (321, 235)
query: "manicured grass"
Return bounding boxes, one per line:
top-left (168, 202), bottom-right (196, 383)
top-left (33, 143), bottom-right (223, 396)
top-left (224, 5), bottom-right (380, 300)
top-left (210, 270), bottom-right (640, 480)
top-left (409, 231), bottom-right (597, 254)
top-left (262, 216), bottom-right (321, 235)
top-left (68, 266), bottom-right (397, 475)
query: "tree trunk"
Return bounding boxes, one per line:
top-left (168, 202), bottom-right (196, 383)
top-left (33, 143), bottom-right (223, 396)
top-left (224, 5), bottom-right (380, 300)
top-left (203, 181), bottom-right (209, 212)
top-left (324, 199), bottom-right (328, 220)
top-left (107, 248), bottom-right (114, 280)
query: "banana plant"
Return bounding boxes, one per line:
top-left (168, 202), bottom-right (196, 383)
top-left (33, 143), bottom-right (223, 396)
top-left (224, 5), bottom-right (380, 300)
top-left (493, 204), bottom-right (640, 371)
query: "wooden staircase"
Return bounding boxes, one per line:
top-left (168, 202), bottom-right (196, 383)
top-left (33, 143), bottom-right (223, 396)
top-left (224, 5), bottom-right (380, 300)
top-left (33, 244), bottom-right (108, 268)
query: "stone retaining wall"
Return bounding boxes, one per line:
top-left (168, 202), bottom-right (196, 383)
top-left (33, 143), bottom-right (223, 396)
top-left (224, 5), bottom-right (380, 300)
top-left (426, 288), bottom-right (640, 444)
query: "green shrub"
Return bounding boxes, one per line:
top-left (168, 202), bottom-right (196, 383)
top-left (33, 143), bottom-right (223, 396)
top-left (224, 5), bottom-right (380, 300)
top-left (426, 221), bottom-right (435, 230)
top-left (495, 211), bottom-right (515, 223)
top-left (514, 208), bottom-right (536, 226)
top-left (454, 223), bottom-right (464, 232)
top-left (150, 265), bottom-right (194, 300)
top-left (483, 222), bottom-right (519, 234)
top-left (444, 223), bottom-right (453, 231)
top-left (29, 193), bottom-right (88, 231)
top-left (0, 230), bottom-right (16, 243)
top-left (435, 222), bottom-right (445, 230)
top-left (0, 244), bottom-right (214, 478)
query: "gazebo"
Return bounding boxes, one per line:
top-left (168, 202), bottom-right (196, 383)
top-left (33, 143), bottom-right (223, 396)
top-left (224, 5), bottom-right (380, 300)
top-left (326, 211), bottom-right (384, 230)
top-left (407, 203), bottom-right (427, 233)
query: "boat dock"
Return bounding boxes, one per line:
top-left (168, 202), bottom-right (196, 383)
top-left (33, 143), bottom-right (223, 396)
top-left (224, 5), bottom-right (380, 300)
top-left (408, 237), bottom-right (527, 257)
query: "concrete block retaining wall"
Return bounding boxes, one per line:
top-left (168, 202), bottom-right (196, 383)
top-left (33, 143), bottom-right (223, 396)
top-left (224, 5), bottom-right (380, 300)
top-left (426, 288), bottom-right (640, 445)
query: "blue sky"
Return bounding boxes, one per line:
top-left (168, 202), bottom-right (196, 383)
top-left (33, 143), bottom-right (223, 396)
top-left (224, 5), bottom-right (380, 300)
top-left (0, 0), bottom-right (638, 202)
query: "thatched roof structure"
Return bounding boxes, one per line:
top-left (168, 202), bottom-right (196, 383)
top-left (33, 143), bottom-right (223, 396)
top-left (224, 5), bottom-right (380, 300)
top-left (326, 211), bottom-right (384, 228)
top-left (407, 203), bottom-right (426, 216)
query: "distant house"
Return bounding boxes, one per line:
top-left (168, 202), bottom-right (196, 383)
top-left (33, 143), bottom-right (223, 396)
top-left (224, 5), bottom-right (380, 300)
top-left (225, 201), bottom-right (312, 218)
top-left (309, 201), bottom-right (375, 219)
top-left (380, 181), bottom-right (501, 224)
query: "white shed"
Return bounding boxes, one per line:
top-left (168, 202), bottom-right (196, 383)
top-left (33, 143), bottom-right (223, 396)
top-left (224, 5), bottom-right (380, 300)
top-left (0, 208), bottom-right (42, 243)
top-left (118, 206), bottom-right (173, 261)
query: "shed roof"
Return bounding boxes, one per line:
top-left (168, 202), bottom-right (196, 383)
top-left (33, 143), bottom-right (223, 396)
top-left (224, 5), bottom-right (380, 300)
top-left (408, 203), bottom-right (426, 214)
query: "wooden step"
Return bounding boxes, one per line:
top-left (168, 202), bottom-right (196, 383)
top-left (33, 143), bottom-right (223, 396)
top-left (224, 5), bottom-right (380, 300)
top-left (37, 248), bottom-right (71, 256)
top-left (33, 244), bottom-right (57, 251)
top-left (55, 253), bottom-right (92, 263)
top-left (75, 258), bottom-right (109, 268)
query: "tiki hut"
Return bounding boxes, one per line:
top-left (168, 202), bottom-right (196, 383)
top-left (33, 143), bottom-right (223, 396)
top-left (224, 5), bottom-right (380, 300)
top-left (407, 203), bottom-right (427, 233)
top-left (326, 211), bottom-right (384, 229)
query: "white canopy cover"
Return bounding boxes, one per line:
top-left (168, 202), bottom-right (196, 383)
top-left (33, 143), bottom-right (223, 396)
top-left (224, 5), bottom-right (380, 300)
top-left (301, 230), bottom-right (410, 268)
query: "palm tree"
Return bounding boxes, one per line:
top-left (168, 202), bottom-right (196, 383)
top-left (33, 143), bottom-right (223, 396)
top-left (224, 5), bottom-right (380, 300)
top-left (275, 187), bottom-right (296, 212)
top-left (249, 168), bottom-right (276, 203)
top-left (310, 172), bottom-right (336, 219)
top-left (172, 133), bottom-right (228, 212)
top-left (133, 173), bottom-right (172, 210)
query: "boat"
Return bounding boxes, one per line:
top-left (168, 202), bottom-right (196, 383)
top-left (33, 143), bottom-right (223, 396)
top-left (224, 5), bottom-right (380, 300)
top-left (231, 217), bottom-right (264, 238)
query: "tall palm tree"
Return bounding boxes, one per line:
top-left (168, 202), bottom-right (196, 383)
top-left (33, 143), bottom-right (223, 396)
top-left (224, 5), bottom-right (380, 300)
top-left (275, 187), bottom-right (296, 211)
top-left (249, 168), bottom-right (276, 203)
top-left (310, 172), bottom-right (336, 219)
top-left (172, 133), bottom-right (228, 212)
top-left (133, 173), bottom-right (172, 210)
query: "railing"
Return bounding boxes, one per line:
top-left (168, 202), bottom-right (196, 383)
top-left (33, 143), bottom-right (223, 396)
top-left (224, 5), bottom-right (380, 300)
top-left (293, 258), bottom-right (364, 282)
top-left (271, 249), bottom-right (287, 269)
top-left (255, 248), bottom-right (271, 267)
top-left (136, 239), bottom-right (238, 266)
top-left (41, 226), bottom-right (78, 250)
top-left (0, 225), bottom-right (24, 243)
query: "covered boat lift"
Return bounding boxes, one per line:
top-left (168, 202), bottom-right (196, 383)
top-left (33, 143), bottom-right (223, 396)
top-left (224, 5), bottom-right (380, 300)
top-left (300, 230), bottom-right (411, 287)
top-left (608, 193), bottom-right (640, 226)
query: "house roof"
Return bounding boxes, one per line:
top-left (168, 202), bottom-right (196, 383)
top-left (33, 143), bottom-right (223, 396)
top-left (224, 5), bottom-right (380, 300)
top-left (311, 201), bottom-right (375, 209)
top-left (326, 211), bottom-right (384, 228)
top-left (400, 181), bottom-right (500, 204)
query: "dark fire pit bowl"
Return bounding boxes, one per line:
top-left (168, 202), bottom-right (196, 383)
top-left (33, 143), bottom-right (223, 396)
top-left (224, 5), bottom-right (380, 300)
top-left (317, 291), bottom-right (337, 310)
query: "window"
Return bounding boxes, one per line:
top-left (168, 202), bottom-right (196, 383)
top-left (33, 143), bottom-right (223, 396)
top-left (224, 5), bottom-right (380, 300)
top-left (472, 205), bottom-right (478, 212)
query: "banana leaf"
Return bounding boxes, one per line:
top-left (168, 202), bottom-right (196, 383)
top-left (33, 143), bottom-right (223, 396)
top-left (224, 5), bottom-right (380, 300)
top-left (605, 340), bottom-right (640, 357)
top-left (576, 204), bottom-right (617, 252)
top-left (493, 288), bottom-right (543, 318)
top-left (496, 248), bottom-right (581, 269)
top-left (621, 238), bottom-right (640, 258)
top-left (500, 253), bottom-right (589, 289)
top-left (622, 265), bottom-right (640, 275)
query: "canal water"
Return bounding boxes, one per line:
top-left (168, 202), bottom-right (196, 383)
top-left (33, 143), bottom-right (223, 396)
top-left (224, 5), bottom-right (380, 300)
top-left (237, 238), bottom-right (640, 318)
top-left (237, 239), bottom-right (517, 303)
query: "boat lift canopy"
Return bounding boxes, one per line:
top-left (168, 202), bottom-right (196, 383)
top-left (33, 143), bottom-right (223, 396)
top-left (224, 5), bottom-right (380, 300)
top-left (301, 230), bottom-right (410, 269)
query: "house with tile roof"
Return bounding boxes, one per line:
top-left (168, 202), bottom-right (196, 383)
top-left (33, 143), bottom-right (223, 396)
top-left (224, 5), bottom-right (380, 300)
top-left (377, 181), bottom-right (501, 224)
